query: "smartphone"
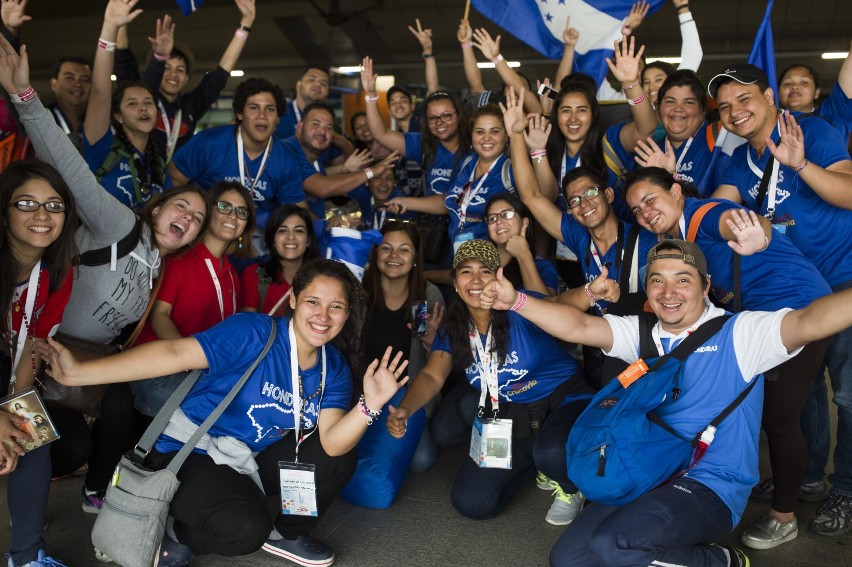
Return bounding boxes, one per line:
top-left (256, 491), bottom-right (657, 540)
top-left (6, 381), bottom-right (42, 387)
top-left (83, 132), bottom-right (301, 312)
top-left (537, 83), bottom-right (559, 102)
top-left (411, 300), bottom-right (428, 336)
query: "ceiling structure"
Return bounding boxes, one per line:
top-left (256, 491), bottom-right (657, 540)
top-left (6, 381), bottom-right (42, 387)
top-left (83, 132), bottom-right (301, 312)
top-left (20, 0), bottom-right (852, 104)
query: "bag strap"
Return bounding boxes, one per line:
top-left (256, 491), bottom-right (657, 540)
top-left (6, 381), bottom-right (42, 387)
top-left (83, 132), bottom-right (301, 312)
top-left (648, 314), bottom-right (732, 369)
top-left (256, 264), bottom-right (272, 311)
top-left (686, 202), bottom-right (719, 243)
top-left (133, 319), bottom-right (278, 466)
top-left (122, 267), bottom-right (165, 350)
top-left (619, 223), bottom-right (641, 294)
top-left (602, 135), bottom-right (628, 178)
top-left (637, 311), bottom-right (659, 361)
top-left (73, 216), bottom-right (144, 267)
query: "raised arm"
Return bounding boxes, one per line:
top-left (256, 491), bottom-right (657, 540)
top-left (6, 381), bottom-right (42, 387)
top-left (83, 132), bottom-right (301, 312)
top-left (472, 27), bottom-right (542, 114)
top-left (506, 223), bottom-right (555, 295)
top-left (607, 36), bottom-right (657, 152)
top-left (360, 56), bottom-right (406, 154)
top-left (303, 152), bottom-right (399, 199)
top-left (409, 18), bottom-right (438, 95)
top-left (217, 0), bottom-right (255, 72)
top-left (84, 0), bottom-right (143, 145)
top-left (781, 285), bottom-right (852, 353)
top-left (554, 16), bottom-right (579, 89)
top-left (0, 0), bottom-right (30, 39)
top-left (458, 19), bottom-right (484, 94)
top-left (384, 193), bottom-right (448, 216)
top-left (673, 0), bottom-right (703, 72)
top-left (839, 39), bottom-right (852, 96)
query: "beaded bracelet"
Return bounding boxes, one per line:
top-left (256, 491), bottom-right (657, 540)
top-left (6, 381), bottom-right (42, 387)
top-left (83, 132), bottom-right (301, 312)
top-left (510, 292), bottom-right (527, 312)
top-left (11, 85), bottom-right (36, 104)
top-left (584, 283), bottom-right (598, 308)
top-left (98, 38), bottom-right (116, 52)
top-left (529, 149), bottom-right (547, 163)
top-left (621, 81), bottom-right (639, 91)
top-left (358, 395), bottom-right (381, 425)
top-left (235, 29), bottom-right (249, 40)
top-left (364, 94), bottom-right (379, 103)
top-left (627, 92), bottom-right (647, 106)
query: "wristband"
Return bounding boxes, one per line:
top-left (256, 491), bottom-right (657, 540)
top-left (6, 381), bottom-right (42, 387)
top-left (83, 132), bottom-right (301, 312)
top-left (364, 94), bottom-right (379, 103)
top-left (461, 41), bottom-right (473, 49)
top-left (627, 92), bottom-right (647, 106)
top-left (757, 235), bottom-right (770, 253)
top-left (510, 292), bottom-right (527, 312)
top-left (358, 394), bottom-right (381, 425)
top-left (529, 149), bottom-right (547, 163)
top-left (235, 29), bottom-right (249, 40)
top-left (584, 283), bottom-right (597, 308)
top-left (621, 81), bottom-right (639, 91)
top-left (675, 3), bottom-right (690, 12)
top-left (98, 38), bottom-right (117, 52)
top-left (422, 52), bottom-right (434, 59)
top-left (364, 167), bottom-right (374, 180)
top-left (10, 86), bottom-right (35, 104)
top-left (239, 23), bottom-right (252, 32)
top-left (152, 52), bottom-right (170, 62)
top-left (491, 54), bottom-right (504, 64)
top-left (793, 159), bottom-right (809, 173)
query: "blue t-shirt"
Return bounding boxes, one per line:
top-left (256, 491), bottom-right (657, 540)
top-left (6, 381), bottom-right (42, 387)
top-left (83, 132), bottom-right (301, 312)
top-left (559, 216), bottom-right (656, 314)
top-left (533, 257), bottom-right (559, 291)
top-left (84, 128), bottom-right (170, 210)
top-left (718, 115), bottom-right (852, 286)
top-left (171, 124), bottom-right (306, 230)
top-left (281, 136), bottom-right (327, 219)
top-left (681, 197), bottom-right (831, 309)
top-left (403, 132), bottom-right (461, 196)
top-left (655, 121), bottom-right (722, 197)
top-left (432, 294), bottom-right (583, 404)
top-left (600, 123), bottom-right (634, 222)
top-left (348, 185), bottom-right (413, 229)
top-left (275, 100), bottom-right (343, 166)
top-left (154, 314), bottom-right (352, 455)
top-left (818, 83), bottom-right (851, 144)
top-left (443, 153), bottom-right (515, 242)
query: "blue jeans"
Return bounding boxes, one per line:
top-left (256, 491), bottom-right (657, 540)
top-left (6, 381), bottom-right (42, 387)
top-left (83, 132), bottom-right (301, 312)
top-left (8, 446), bottom-right (51, 565)
top-left (130, 370), bottom-right (190, 417)
top-left (550, 479), bottom-right (733, 567)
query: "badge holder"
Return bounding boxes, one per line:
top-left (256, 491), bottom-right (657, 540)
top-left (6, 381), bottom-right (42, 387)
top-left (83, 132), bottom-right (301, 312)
top-left (470, 410), bottom-right (513, 469)
top-left (279, 461), bottom-right (318, 517)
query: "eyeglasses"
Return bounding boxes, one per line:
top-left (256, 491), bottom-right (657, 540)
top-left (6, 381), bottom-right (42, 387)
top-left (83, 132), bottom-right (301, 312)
top-left (486, 210), bottom-right (517, 224)
top-left (9, 200), bottom-right (66, 213)
top-left (216, 201), bottom-right (250, 220)
top-left (567, 187), bottom-right (601, 209)
top-left (426, 111), bottom-right (457, 124)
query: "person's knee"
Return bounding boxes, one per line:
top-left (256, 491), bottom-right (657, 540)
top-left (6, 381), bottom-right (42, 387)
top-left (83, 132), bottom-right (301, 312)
top-left (450, 487), bottom-right (499, 520)
top-left (588, 524), bottom-right (620, 564)
top-left (208, 510), bottom-right (271, 556)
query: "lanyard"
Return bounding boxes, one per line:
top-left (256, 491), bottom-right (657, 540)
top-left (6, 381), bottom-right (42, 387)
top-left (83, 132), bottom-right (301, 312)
top-left (560, 149), bottom-right (582, 187)
top-left (291, 100), bottom-right (302, 123)
top-left (470, 324), bottom-right (500, 413)
top-left (371, 197), bottom-right (387, 229)
top-left (746, 121), bottom-right (782, 220)
top-left (670, 132), bottom-right (696, 173)
top-left (677, 214), bottom-right (687, 240)
top-left (52, 108), bottom-right (71, 134)
top-left (651, 322), bottom-right (698, 357)
top-left (203, 259), bottom-right (236, 321)
top-left (123, 145), bottom-right (152, 204)
top-left (459, 155), bottom-right (503, 227)
top-left (585, 222), bottom-right (625, 277)
top-left (236, 127), bottom-right (272, 192)
top-left (10, 265), bottom-right (41, 386)
top-left (288, 318), bottom-right (326, 462)
top-left (158, 100), bottom-right (183, 163)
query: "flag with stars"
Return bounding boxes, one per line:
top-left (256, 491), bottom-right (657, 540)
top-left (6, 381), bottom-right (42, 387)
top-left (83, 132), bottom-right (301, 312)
top-left (747, 0), bottom-right (776, 93)
top-left (472, 0), bottom-right (665, 84)
top-left (175, 0), bottom-right (203, 16)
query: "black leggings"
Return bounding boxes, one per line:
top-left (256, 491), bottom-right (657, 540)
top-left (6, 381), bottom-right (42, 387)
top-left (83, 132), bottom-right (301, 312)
top-left (146, 431), bottom-right (357, 557)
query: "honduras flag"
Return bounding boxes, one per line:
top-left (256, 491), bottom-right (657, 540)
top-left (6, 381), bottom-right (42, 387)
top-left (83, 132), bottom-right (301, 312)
top-left (175, 0), bottom-right (203, 16)
top-left (472, 0), bottom-right (665, 84)
top-left (325, 228), bottom-right (383, 281)
top-left (748, 0), bottom-right (776, 93)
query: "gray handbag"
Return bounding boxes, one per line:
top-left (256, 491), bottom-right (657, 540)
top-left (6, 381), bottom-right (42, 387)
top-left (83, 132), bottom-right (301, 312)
top-left (91, 321), bottom-right (278, 567)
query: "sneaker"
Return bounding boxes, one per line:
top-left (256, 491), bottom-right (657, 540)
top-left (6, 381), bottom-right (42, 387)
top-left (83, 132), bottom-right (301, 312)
top-left (810, 492), bottom-right (852, 536)
top-left (740, 515), bottom-right (798, 550)
top-left (545, 487), bottom-right (584, 526)
top-left (750, 477), bottom-right (830, 503)
top-left (81, 487), bottom-right (104, 514)
top-left (6, 550), bottom-right (68, 567)
top-left (156, 534), bottom-right (192, 567)
top-left (535, 471), bottom-right (559, 491)
top-left (261, 534), bottom-right (334, 567)
top-left (717, 546), bottom-right (750, 567)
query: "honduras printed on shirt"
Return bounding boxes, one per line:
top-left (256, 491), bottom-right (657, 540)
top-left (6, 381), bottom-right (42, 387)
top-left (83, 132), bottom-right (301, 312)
top-left (404, 132), bottom-right (461, 197)
top-left (281, 136), bottom-right (328, 219)
top-left (444, 152), bottom-right (514, 242)
top-left (817, 82), bottom-right (852, 147)
top-left (171, 124), bottom-right (306, 223)
top-left (154, 314), bottom-right (352, 456)
top-left (605, 307), bottom-right (800, 526)
top-left (559, 215), bottom-right (656, 314)
top-left (718, 114), bottom-right (852, 286)
top-left (681, 197), bottom-right (831, 311)
top-left (432, 293), bottom-right (583, 405)
top-left (84, 128), bottom-right (170, 210)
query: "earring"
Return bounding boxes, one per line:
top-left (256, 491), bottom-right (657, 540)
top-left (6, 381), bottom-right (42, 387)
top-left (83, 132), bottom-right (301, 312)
top-left (413, 263), bottom-right (417, 267)
top-left (237, 236), bottom-right (243, 250)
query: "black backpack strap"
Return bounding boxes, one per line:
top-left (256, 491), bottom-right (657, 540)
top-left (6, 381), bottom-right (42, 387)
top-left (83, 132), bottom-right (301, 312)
top-left (619, 223), bottom-right (641, 294)
top-left (649, 314), bottom-right (732, 370)
top-left (637, 311), bottom-right (659, 361)
top-left (732, 254), bottom-right (742, 312)
top-left (74, 216), bottom-right (144, 267)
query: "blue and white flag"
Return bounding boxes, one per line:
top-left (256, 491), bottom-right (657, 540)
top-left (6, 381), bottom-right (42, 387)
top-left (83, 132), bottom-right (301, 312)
top-left (748, 0), bottom-right (776, 93)
top-left (472, 0), bottom-right (665, 84)
top-left (325, 228), bottom-right (383, 281)
top-left (175, 0), bottom-right (203, 16)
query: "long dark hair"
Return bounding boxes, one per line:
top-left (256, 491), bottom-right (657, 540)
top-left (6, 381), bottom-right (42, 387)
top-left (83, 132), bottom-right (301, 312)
top-left (262, 205), bottom-right (320, 284)
top-left (140, 185), bottom-right (208, 254)
top-left (291, 259), bottom-right (366, 379)
top-left (111, 82), bottom-right (165, 192)
top-left (205, 181), bottom-right (257, 260)
top-left (362, 221), bottom-right (426, 315)
top-left (485, 193), bottom-right (533, 290)
top-left (623, 166), bottom-right (701, 201)
top-left (657, 70), bottom-right (708, 115)
top-left (545, 78), bottom-right (606, 186)
top-left (0, 160), bottom-right (79, 336)
top-left (421, 91), bottom-right (470, 180)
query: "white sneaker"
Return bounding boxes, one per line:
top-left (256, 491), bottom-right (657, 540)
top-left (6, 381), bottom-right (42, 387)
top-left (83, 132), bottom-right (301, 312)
top-left (545, 487), bottom-right (585, 526)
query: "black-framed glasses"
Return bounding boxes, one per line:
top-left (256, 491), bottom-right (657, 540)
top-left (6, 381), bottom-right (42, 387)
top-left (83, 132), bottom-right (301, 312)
top-left (9, 200), bottom-right (66, 213)
top-left (216, 201), bottom-right (249, 220)
top-left (426, 111), bottom-right (457, 124)
top-left (486, 210), bottom-right (517, 224)
top-left (567, 187), bottom-right (601, 209)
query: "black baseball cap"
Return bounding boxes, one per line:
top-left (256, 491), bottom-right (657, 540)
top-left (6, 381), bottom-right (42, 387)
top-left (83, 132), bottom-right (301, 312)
top-left (707, 64), bottom-right (769, 99)
top-left (386, 85), bottom-right (413, 103)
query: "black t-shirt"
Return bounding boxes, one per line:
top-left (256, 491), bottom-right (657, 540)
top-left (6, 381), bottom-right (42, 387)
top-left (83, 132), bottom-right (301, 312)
top-left (363, 305), bottom-right (411, 365)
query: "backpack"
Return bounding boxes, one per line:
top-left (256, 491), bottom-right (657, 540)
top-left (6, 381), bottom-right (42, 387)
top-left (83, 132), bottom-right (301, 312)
top-left (457, 154), bottom-right (516, 195)
top-left (565, 312), bottom-right (756, 506)
top-left (73, 217), bottom-right (144, 268)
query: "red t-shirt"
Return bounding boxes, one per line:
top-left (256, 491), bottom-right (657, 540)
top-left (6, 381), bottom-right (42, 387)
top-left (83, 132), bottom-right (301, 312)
top-left (238, 264), bottom-right (292, 317)
top-left (135, 242), bottom-right (239, 345)
top-left (8, 266), bottom-right (73, 340)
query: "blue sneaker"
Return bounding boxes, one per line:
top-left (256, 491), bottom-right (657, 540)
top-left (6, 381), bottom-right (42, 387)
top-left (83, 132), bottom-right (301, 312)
top-left (6, 550), bottom-right (68, 567)
top-left (261, 534), bottom-right (334, 567)
top-left (156, 534), bottom-right (191, 567)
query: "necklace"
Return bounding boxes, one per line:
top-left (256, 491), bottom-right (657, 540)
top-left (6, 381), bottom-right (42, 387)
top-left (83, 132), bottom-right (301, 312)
top-left (298, 374), bottom-right (322, 401)
top-left (16, 276), bottom-right (41, 374)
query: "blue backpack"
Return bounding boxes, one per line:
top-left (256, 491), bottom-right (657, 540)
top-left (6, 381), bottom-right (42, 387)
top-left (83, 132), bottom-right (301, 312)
top-left (566, 312), bottom-right (756, 506)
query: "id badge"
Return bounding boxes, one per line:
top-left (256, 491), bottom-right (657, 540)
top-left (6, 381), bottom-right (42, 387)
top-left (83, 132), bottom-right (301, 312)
top-left (453, 232), bottom-right (475, 255)
top-left (555, 241), bottom-right (578, 262)
top-left (279, 461), bottom-right (318, 517)
top-left (469, 416), bottom-right (513, 469)
top-left (772, 223), bottom-right (787, 235)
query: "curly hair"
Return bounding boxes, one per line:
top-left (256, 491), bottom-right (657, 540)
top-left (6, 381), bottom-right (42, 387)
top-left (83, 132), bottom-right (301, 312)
top-left (233, 77), bottom-right (286, 121)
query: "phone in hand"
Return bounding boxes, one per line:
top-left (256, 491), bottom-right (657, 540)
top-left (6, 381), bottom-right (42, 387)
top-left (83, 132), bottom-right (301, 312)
top-left (537, 83), bottom-right (559, 102)
top-left (411, 300), bottom-right (428, 336)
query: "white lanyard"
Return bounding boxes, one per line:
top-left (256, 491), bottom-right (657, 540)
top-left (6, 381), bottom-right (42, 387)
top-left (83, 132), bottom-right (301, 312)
top-left (158, 100), bottom-right (183, 163)
top-left (312, 160), bottom-right (321, 173)
top-left (52, 108), bottom-right (71, 134)
top-left (560, 150), bottom-right (582, 187)
top-left (291, 100), bottom-right (302, 123)
top-left (670, 133), bottom-right (695, 173)
top-left (588, 240), bottom-right (606, 272)
top-left (236, 128), bottom-right (272, 192)
top-left (651, 324), bottom-right (696, 357)
top-left (371, 197), bottom-right (387, 229)
top-left (459, 156), bottom-right (501, 226)
top-left (204, 258), bottom-right (236, 321)
top-left (11, 265), bottom-right (41, 386)
top-left (746, 121), bottom-right (782, 219)
top-left (677, 213), bottom-right (687, 240)
top-left (288, 318), bottom-right (326, 459)
top-left (470, 324), bottom-right (500, 413)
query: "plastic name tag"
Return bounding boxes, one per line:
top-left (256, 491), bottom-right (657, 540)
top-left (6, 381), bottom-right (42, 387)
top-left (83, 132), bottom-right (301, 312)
top-left (453, 232), bottom-right (475, 255)
top-left (279, 461), bottom-right (318, 517)
top-left (469, 416), bottom-right (513, 469)
top-left (617, 358), bottom-right (649, 388)
top-left (772, 224), bottom-right (787, 235)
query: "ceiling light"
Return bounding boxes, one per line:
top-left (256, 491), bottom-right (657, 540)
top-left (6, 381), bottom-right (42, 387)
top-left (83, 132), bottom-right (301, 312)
top-left (334, 66), bottom-right (362, 75)
top-left (646, 57), bottom-right (682, 64)
top-left (110, 74), bottom-right (116, 81)
top-left (477, 61), bottom-right (521, 69)
top-left (230, 70), bottom-right (245, 77)
top-left (822, 52), bottom-right (849, 60)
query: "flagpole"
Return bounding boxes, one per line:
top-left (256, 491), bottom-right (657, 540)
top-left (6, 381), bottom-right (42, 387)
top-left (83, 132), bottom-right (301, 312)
top-left (463, 0), bottom-right (470, 21)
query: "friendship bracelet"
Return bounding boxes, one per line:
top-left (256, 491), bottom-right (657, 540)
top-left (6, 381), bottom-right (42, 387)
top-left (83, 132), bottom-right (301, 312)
top-left (461, 41), bottom-right (473, 49)
top-left (584, 283), bottom-right (598, 308)
top-left (510, 292), bottom-right (528, 312)
top-left (10, 86), bottom-right (35, 103)
top-left (491, 54), bottom-right (504, 64)
top-left (234, 29), bottom-right (249, 40)
top-left (358, 395), bottom-right (381, 425)
top-left (793, 160), bottom-right (809, 173)
top-left (98, 38), bottom-right (116, 52)
top-left (364, 167), bottom-right (374, 180)
top-left (621, 81), bottom-right (639, 91)
top-left (529, 149), bottom-right (547, 163)
top-left (627, 92), bottom-right (647, 106)
top-left (152, 52), bottom-right (170, 62)
top-left (364, 94), bottom-right (379, 103)
top-left (757, 235), bottom-right (770, 253)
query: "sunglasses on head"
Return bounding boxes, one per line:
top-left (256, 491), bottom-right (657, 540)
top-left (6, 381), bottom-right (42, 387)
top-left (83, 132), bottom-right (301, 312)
top-left (216, 201), bottom-right (250, 220)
